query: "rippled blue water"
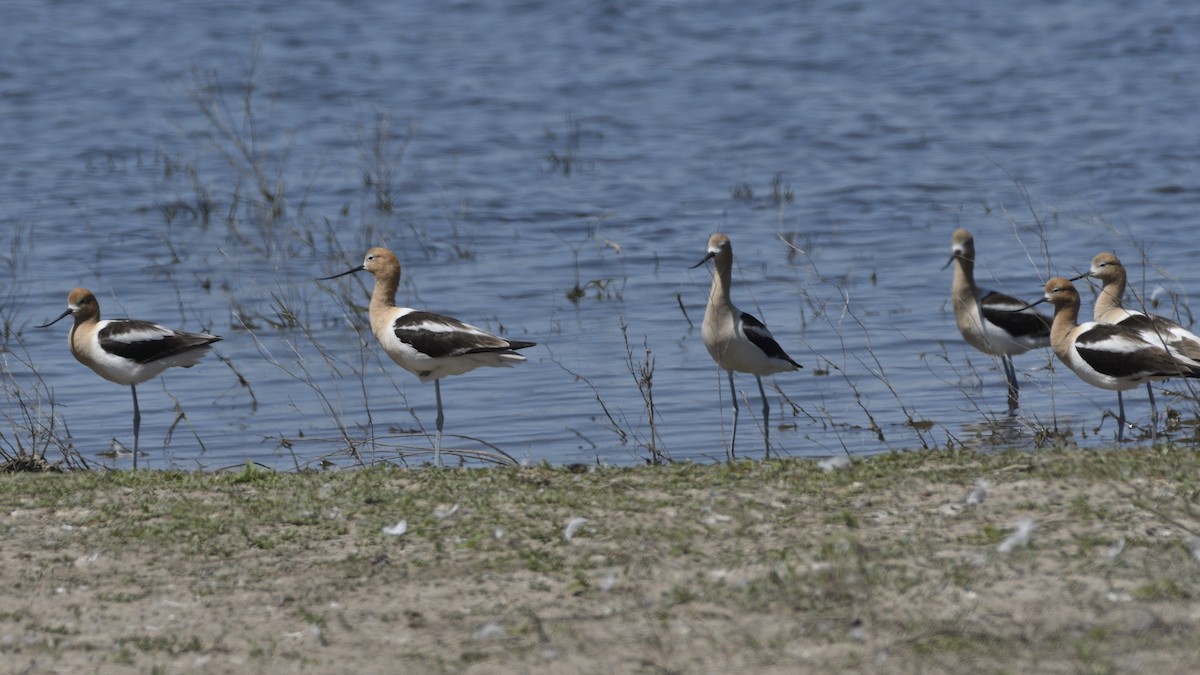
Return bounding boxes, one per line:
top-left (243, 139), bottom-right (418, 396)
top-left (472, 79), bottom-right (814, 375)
top-left (4, 0), bottom-right (1200, 469)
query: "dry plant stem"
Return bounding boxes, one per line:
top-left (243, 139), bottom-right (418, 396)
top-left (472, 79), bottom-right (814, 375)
top-left (675, 292), bottom-right (693, 329)
top-left (244, 324), bottom-right (360, 459)
top-left (817, 291), bottom-right (924, 449)
top-left (355, 112), bottom-right (412, 216)
top-left (163, 386), bottom-right (210, 466)
top-left (777, 234), bottom-right (928, 448)
top-left (214, 352), bottom-right (258, 411)
top-left (620, 320), bottom-right (669, 464)
top-left (352, 111), bottom-right (434, 259)
top-left (188, 44), bottom-right (292, 228)
top-left (0, 348), bottom-right (87, 470)
top-left (550, 354), bottom-right (629, 446)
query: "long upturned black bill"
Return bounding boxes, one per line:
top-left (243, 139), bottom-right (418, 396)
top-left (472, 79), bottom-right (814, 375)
top-left (1005, 297), bottom-right (1050, 312)
top-left (689, 251), bottom-right (716, 269)
top-left (316, 265), bottom-right (365, 281)
top-left (38, 308), bottom-right (73, 328)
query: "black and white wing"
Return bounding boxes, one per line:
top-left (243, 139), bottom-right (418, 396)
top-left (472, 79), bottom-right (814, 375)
top-left (740, 312), bottom-right (801, 369)
top-left (98, 319), bottom-right (221, 366)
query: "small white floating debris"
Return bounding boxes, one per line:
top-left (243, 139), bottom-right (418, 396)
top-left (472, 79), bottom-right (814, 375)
top-left (817, 456), bottom-right (851, 472)
top-left (473, 621), bottom-right (507, 641)
top-left (563, 517), bottom-right (588, 542)
top-left (382, 520), bottom-right (408, 536)
top-left (996, 518), bottom-right (1036, 553)
top-left (1105, 536), bottom-right (1126, 560)
top-left (433, 503), bottom-right (460, 520)
top-left (965, 479), bottom-right (988, 506)
top-left (494, 527), bottom-right (505, 540)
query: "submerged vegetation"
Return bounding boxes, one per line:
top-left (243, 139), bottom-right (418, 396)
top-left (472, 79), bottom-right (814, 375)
top-left (544, 112), bottom-right (599, 177)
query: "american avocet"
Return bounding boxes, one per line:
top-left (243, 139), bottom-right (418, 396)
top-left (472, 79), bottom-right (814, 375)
top-left (1072, 252), bottom-right (1200, 431)
top-left (1030, 277), bottom-right (1200, 441)
top-left (946, 228), bottom-right (1051, 409)
top-left (318, 247), bottom-right (535, 467)
top-left (692, 233), bottom-right (801, 461)
top-left (39, 287), bottom-right (221, 469)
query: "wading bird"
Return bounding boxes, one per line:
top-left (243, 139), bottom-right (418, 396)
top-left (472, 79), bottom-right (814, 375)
top-left (946, 228), bottom-right (1051, 409)
top-left (319, 247), bottom-right (535, 467)
top-left (693, 233), bottom-right (801, 461)
top-left (1072, 252), bottom-right (1200, 436)
top-left (1029, 277), bottom-right (1200, 441)
top-left (40, 287), bottom-right (221, 469)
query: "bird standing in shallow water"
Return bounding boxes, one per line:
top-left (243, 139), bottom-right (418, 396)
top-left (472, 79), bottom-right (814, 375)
top-left (40, 287), bottom-right (221, 470)
top-left (319, 247), bottom-right (535, 467)
top-left (1072, 252), bottom-right (1200, 437)
top-left (693, 233), bottom-right (801, 461)
top-left (1029, 277), bottom-right (1200, 442)
top-left (945, 228), bottom-right (1051, 409)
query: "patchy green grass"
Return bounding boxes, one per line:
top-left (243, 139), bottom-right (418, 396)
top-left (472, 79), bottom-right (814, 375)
top-left (3, 447), bottom-right (1200, 673)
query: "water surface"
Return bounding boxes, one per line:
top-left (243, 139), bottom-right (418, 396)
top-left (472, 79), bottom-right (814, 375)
top-left (3, 0), bottom-right (1200, 469)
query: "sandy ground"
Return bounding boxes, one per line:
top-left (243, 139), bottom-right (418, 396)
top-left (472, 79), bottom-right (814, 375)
top-left (3, 447), bottom-right (1200, 674)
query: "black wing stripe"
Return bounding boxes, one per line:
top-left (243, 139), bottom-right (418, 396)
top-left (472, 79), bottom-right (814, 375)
top-left (979, 291), bottom-right (1051, 339)
top-left (741, 312), bottom-right (800, 367)
top-left (1075, 345), bottom-right (1174, 379)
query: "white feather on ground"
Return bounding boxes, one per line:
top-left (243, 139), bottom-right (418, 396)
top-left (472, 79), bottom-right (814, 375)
top-left (817, 456), bottom-right (851, 472)
top-left (997, 518), bottom-right (1036, 553)
top-left (472, 622), bottom-right (507, 641)
top-left (965, 479), bottom-right (988, 506)
top-left (1187, 536), bottom-right (1200, 563)
top-left (1105, 536), bottom-right (1126, 560)
top-left (563, 517), bottom-right (588, 542)
top-left (382, 520), bottom-right (408, 536)
top-left (598, 569), bottom-right (618, 591)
